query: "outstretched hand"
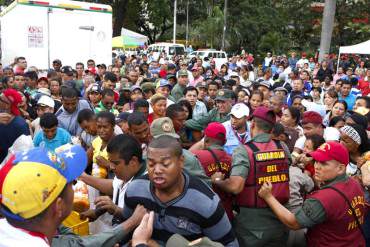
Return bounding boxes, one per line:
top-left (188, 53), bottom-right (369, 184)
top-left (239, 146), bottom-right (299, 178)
top-left (132, 211), bottom-right (155, 247)
top-left (258, 181), bottom-right (273, 200)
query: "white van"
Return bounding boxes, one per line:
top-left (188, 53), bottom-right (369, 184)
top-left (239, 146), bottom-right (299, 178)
top-left (147, 42), bottom-right (185, 60)
top-left (0, 0), bottom-right (112, 70)
top-left (188, 49), bottom-right (227, 70)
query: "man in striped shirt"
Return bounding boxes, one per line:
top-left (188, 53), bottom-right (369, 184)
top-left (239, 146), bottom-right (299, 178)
top-left (122, 136), bottom-right (239, 246)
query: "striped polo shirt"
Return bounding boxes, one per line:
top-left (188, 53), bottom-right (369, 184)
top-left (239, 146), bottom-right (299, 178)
top-left (122, 172), bottom-right (239, 247)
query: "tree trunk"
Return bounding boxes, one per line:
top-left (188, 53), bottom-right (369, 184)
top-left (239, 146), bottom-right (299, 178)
top-left (112, 0), bottom-right (129, 37)
top-left (318, 0), bottom-right (336, 63)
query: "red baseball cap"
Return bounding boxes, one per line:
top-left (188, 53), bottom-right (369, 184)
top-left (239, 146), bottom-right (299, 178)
top-left (302, 111), bottom-right (323, 125)
top-left (204, 122), bottom-right (226, 142)
top-left (85, 67), bottom-right (97, 75)
top-left (252, 106), bottom-right (276, 124)
top-left (309, 141), bottom-right (349, 165)
top-left (1, 89), bottom-right (22, 116)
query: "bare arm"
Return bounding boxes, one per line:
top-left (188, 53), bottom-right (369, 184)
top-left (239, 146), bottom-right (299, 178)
top-left (189, 139), bottom-right (204, 152)
top-left (258, 181), bottom-right (302, 230)
top-left (212, 174), bottom-right (246, 195)
top-left (80, 173), bottom-right (114, 196)
top-left (87, 147), bottom-right (94, 167)
top-left (361, 162), bottom-right (370, 186)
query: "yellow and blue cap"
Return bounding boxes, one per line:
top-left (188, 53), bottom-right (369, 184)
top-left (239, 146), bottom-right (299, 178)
top-left (0, 145), bottom-right (87, 221)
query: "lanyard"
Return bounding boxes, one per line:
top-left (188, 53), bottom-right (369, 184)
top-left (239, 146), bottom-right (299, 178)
top-left (16, 227), bottom-right (50, 246)
top-left (232, 128), bottom-right (248, 144)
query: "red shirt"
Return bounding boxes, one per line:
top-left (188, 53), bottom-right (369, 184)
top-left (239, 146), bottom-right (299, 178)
top-left (147, 113), bottom-right (154, 125)
top-left (358, 78), bottom-right (370, 96)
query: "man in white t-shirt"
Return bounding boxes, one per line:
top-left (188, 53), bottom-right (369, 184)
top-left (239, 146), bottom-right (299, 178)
top-left (293, 111), bottom-right (325, 153)
top-left (79, 134), bottom-right (146, 226)
top-left (0, 145), bottom-right (87, 247)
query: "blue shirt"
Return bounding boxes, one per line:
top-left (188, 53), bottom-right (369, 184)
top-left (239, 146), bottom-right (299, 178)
top-left (338, 93), bottom-right (357, 111)
top-left (33, 127), bottom-right (71, 151)
top-left (223, 120), bottom-right (251, 155)
top-left (0, 116), bottom-right (30, 162)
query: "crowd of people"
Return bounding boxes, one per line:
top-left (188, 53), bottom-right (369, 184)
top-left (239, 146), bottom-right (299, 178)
top-left (0, 49), bottom-right (369, 247)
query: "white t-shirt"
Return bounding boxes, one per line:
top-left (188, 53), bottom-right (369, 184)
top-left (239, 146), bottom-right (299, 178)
top-left (0, 219), bottom-right (49, 247)
top-left (112, 171), bottom-right (148, 209)
top-left (294, 128), bottom-right (333, 150)
top-left (112, 176), bottom-right (129, 208)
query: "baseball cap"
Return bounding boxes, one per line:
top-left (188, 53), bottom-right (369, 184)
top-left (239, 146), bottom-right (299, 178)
top-left (167, 63), bottom-right (176, 70)
top-left (204, 122), bottom-right (226, 142)
top-left (37, 95), bottom-right (55, 108)
top-left (274, 87), bottom-right (288, 94)
top-left (323, 127), bottom-right (340, 142)
top-left (177, 69), bottom-right (188, 77)
top-left (196, 81), bottom-right (207, 89)
top-left (166, 234), bottom-right (223, 247)
top-left (301, 99), bottom-right (326, 118)
top-left (230, 103), bottom-right (250, 119)
top-left (89, 83), bottom-right (101, 93)
top-left (37, 87), bottom-right (51, 97)
top-left (130, 85), bottom-right (142, 92)
top-left (116, 112), bottom-right (130, 123)
top-left (230, 71), bottom-right (239, 78)
top-left (141, 82), bottom-right (155, 92)
top-left (150, 117), bottom-right (179, 139)
top-left (157, 79), bottom-right (172, 90)
top-left (309, 141), bottom-right (349, 165)
top-left (61, 66), bottom-right (74, 76)
top-left (301, 111), bottom-right (323, 125)
top-left (252, 106), bottom-right (276, 124)
top-left (122, 82), bottom-right (133, 91)
top-left (85, 67), bottom-right (96, 75)
top-left (215, 89), bottom-right (233, 101)
top-left (0, 145), bottom-right (87, 220)
top-left (258, 81), bottom-right (271, 90)
top-left (1, 89), bottom-right (22, 116)
top-left (167, 74), bottom-right (177, 80)
top-left (97, 64), bottom-right (107, 69)
top-left (53, 59), bottom-right (62, 65)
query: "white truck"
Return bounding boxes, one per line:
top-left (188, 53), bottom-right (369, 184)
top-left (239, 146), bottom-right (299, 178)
top-left (0, 0), bottom-right (112, 70)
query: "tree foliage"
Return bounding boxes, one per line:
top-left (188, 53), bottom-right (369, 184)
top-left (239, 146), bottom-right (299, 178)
top-left (0, 0), bottom-right (368, 54)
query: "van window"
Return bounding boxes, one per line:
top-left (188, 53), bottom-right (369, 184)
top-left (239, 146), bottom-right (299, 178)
top-left (169, 46), bottom-right (185, 55)
top-left (198, 52), bottom-right (205, 57)
top-left (220, 53), bottom-right (226, 58)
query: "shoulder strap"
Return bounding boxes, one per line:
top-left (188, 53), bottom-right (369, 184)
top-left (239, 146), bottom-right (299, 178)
top-left (272, 139), bottom-right (283, 149)
top-left (325, 185), bottom-right (366, 238)
top-left (246, 142), bottom-right (259, 153)
top-left (207, 148), bottom-right (221, 166)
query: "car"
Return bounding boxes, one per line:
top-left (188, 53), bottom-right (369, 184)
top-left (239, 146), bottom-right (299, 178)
top-left (188, 49), bottom-right (227, 70)
top-left (147, 43), bottom-right (185, 60)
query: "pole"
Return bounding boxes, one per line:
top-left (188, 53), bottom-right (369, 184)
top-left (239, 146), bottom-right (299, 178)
top-left (318, 0), bottom-right (336, 63)
top-left (221, 0), bottom-right (227, 51)
top-left (173, 0), bottom-right (177, 44)
top-left (186, 0), bottom-right (189, 47)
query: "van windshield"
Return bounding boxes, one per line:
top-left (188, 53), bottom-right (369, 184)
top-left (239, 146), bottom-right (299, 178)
top-left (169, 46), bottom-right (185, 55)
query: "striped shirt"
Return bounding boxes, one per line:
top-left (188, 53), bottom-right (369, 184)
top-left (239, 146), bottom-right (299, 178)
top-left (122, 172), bottom-right (239, 247)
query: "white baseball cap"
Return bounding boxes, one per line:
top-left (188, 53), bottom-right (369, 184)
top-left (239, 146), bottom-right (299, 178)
top-left (323, 127), bottom-right (340, 142)
top-left (230, 103), bottom-right (250, 119)
top-left (37, 95), bottom-right (55, 108)
top-left (301, 99), bottom-right (326, 118)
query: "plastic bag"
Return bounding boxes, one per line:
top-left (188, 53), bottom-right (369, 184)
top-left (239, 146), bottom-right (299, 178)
top-left (92, 163), bottom-right (108, 178)
top-left (73, 180), bottom-right (90, 213)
